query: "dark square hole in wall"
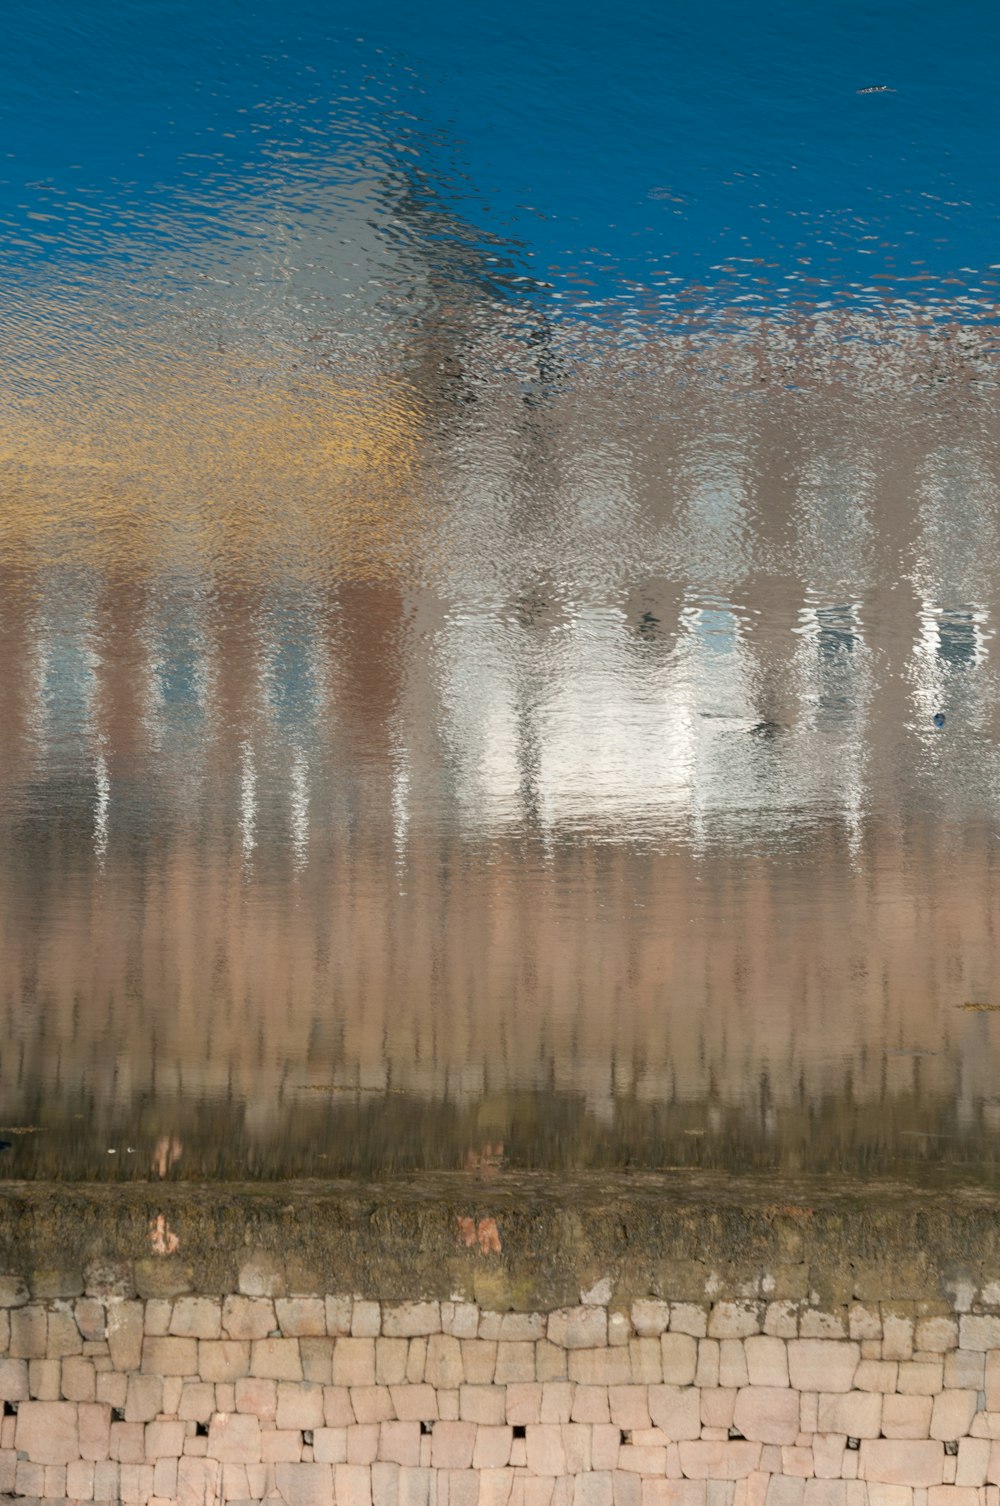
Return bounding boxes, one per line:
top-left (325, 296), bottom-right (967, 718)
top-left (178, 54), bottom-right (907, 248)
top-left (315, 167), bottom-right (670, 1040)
top-left (2, 1400), bottom-right (15, 1416)
top-left (303, 1430), bottom-right (314, 1446)
top-left (420, 1420), bottom-right (434, 1435)
top-left (512, 1425), bottom-right (527, 1440)
top-left (847, 1437), bottom-right (860, 1451)
top-left (944, 1441), bottom-right (959, 1456)
top-left (196, 1420), bottom-right (209, 1437)
top-left (620, 1430), bottom-right (631, 1446)
top-left (728, 1427), bottom-right (745, 1441)
top-left (111, 1407), bottom-right (125, 1423)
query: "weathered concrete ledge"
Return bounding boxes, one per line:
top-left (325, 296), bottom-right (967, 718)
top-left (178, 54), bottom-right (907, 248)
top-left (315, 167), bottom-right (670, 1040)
top-left (0, 1173), bottom-right (999, 1309)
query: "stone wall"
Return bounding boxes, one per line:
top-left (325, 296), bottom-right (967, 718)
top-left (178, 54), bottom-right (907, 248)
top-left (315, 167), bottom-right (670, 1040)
top-left (4, 1281), bottom-right (1000, 1504)
top-left (2, 1176), bottom-right (1000, 1504)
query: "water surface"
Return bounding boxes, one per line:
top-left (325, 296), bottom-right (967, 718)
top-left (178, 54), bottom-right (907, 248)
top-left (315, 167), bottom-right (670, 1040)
top-left (1, 0), bottom-right (1000, 1180)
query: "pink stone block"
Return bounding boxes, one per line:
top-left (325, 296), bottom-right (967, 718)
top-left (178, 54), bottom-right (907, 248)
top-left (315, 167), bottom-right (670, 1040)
top-left (14, 1400), bottom-right (79, 1465)
top-left (222, 1296), bottom-right (276, 1340)
top-left (677, 1441), bottom-right (763, 1480)
top-left (474, 1425), bottom-right (515, 1468)
top-left (859, 1439), bottom-right (945, 1486)
top-left (206, 1412), bottom-right (262, 1463)
top-left (648, 1385), bottom-right (701, 1441)
top-left (526, 1423), bottom-right (569, 1475)
top-left (732, 1387), bottom-right (800, 1445)
top-left (431, 1420), bottom-right (477, 1469)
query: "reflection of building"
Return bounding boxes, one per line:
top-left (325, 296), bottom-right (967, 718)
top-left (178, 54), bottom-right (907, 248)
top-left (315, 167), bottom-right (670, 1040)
top-left (1, 342), bottom-right (1000, 1168)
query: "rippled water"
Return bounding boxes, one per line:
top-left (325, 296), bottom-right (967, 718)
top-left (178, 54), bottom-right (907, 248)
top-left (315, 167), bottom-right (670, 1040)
top-left (2, 0), bottom-right (1000, 1180)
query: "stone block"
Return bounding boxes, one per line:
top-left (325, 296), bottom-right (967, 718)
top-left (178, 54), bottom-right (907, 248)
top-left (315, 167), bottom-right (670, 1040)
top-left (926, 1491), bottom-right (978, 1506)
top-left (390, 1384), bottom-right (438, 1421)
top-left (855, 1360), bottom-right (898, 1392)
top-left (276, 1463), bottom-right (337, 1506)
top-left (961, 1316), bottom-right (1000, 1351)
top-left (406, 1336), bottom-right (427, 1383)
top-left (480, 1467), bottom-right (515, 1506)
top-left (987, 1353), bottom-right (1000, 1410)
top-left (930, 1391), bottom-right (978, 1441)
top-left (629, 1338), bottom-right (661, 1383)
top-left (816, 1392), bottom-right (882, 1439)
top-left (382, 1304), bottom-right (441, 1338)
top-left (859, 1440), bottom-right (945, 1485)
top-left (207, 1412), bottom-right (262, 1463)
top-left (170, 1298), bottom-right (222, 1339)
top-left (399, 1465), bottom-right (434, 1506)
top-left (812, 1434), bottom-right (847, 1480)
top-left (325, 1385), bottom-right (356, 1425)
top-left (461, 1383), bottom-right (509, 1424)
top-left (426, 1334), bottom-right (464, 1389)
top-left (568, 1348), bottom-right (632, 1386)
top-left (0, 1274), bottom-right (28, 1308)
top-left (695, 1340), bottom-right (720, 1389)
top-left (68, 1456), bottom-right (96, 1499)
top-left (708, 1304), bottom-right (761, 1339)
top-left (334, 1338), bottom-right (377, 1387)
top-left (199, 1339), bottom-right (250, 1382)
top-left (85, 1261), bottom-right (134, 1301)
top-left (618, 1443), bottom-right (667, 1474)
top-left (125, 1372), bottom-right (162, 1422)
top-left (474, 1424), bottom-right (514, 1468)
top-left (110, 1418), bottom-right (145, 1462)
top-left (134, 1258), bottom-right (193, 1300)
top-left (733, 1387), bottom-right (799, 1445)
top-left (78, 1401), bottom-right (111, 1460)
top-left (537, 1339), bottom-right (568, 1381)
top-left (94, 1458), bottom-right (121, 1501)
top-left (765, 1303), bottom-right (800, 1339)
top-left (745, 1336), bottom-right (789, 1387)
top-left (954, 1438), bottom-right (989, 1487)
top-left (372, 1460), bottom-right (402, 1506)
top-left (376, 1338), bottom-right (409, 1385)
top-left (348, 1421), bottom-right (381, 1464)
top-left (882, 1394), bottom-right (933, 1439)
top-left (351, 1384), bottom-right (395, 1423)
top-left (262, 1428), bottom-right (305, 1462)
top-left (800, 1311), bottom-right (847, 1340)
top-left (947, 1350), bottom-right (985, 1390)
top-left (676, 1441), bottom-right (763, 1479)
top-left (764, 1482), bottom-right (805, 1506)
top-left (848, 1305), bottom-right (882, 1341)
top-left (28, 1355), bottom-right (60, 1397)
top-left (898, 1360), bottom-right (943, 1395)
top-left (313, 1427), bottom-right (348, 1463)
top-left (575, 1473), bottom-right (614, 1506)
top-left (276, 1380), bottom-right (325, 1429)
top-left (431, 1420), bottom-right (477, 1469)
top-left (144, 1298), bottom-right (172, 1336)
top-left (146, 1417), bottom-right (185, 1457)
top-left (178, 1381), bottom-right (216, 1421)
top-left (609, 1385), bottom-right (651, 1429)
top-left (459, 1338), bottom-right (496, 1384)
top-left (526, 1423), bottom-right (569, 1475)
top-left (670, 1305), bottom-right (708, 1338)
top-left (222, 1295), bottom-right (275, 1340)
top-left (14, 1400), bottom-right (79, 1464)
top-left (613, 1470), bottom-right (643, 1506)
top-left (719, 1339), bottom-right (749, 1389)
top-left (379, 1420), bottom-right (421, 1466)
top-left (177, 1457), bottom-right (222, 1506)
top-left (632, 1302), bottom-right (671, 1338)
top-left (10, 1305), bottom-right (46, 1358)
top-left (572, 1385), bottom-right (611, 1424)
top-left (47, 1309), bottom-right (83, 1358)
top-left (327, 1296), bottom-right (354, 1335)
top-left (442, 1303), bottom-right (479, 1340)
top-left (276, 1297), bottom-right (326, 1337)
top-left (140, 1335), bottom-right (197, 1375)
top-left (75, 1297), bottom-right (106, 1342)
top-left (0, 1356), bottom-right (26, 1399)
top-left (661, 1334), bottom-right (697, 1385)
top-left (251, 1336), bottom-right (303, 1381)
top-left (916, 1319), bottom-right (958, 1354)
top-left (301, 1335), bottom-right (335, 1384)
top-left (787, 1341), bottom-right (859, 1393)
top-left (540, 1380), bottom-right (575, 1423)
top-left (549, 1308), bottom-right (608, 1350)
top-left (62, 1354), bottom-right (96, 1401)
top-left (700, 1389), bottom-right (736, 1429)
top-left (648, 1385), bottom-right (701, 1441)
